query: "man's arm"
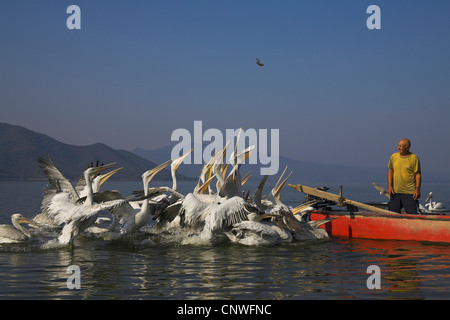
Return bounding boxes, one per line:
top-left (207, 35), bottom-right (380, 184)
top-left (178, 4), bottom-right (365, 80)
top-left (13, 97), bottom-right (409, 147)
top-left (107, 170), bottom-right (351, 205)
top-left (414, 172), bottom-right (421, 199)
top-left (388, 168), bottom-right (394, 195)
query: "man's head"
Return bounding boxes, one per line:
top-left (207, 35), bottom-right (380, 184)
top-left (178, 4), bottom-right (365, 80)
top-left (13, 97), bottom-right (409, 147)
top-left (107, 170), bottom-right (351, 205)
top-left (398, 138), bottom-right (411, 156)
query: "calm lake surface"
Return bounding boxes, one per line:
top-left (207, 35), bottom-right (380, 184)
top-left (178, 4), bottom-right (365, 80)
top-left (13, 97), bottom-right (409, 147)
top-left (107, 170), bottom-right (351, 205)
top-left (0, 180), bottom-right (449, 300)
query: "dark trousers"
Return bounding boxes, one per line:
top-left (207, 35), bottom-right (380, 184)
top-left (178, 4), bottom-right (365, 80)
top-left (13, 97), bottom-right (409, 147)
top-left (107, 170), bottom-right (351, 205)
top-left (389, 193), bottom-right (419, 214)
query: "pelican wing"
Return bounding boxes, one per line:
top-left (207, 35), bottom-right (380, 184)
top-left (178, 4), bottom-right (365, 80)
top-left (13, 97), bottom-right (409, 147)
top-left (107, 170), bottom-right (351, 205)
top-left (38, 157), bottom-right (79, 203)
top-left (49, 192), bottom-right (128, 225)
top-left (153, 200), bottom-right (183, 230)
top-left (44, 192), bottom-right (74, 224)
top-left (132, 187), bottom-right (184, 201)
top-left (68, 199), bottom-right (129, 223)
top-left (253, 174), bottom-right (269, 211)
top-left (276, 207), bottom-right (311, 235)
top-left (203, 196), bottom-right (249, 233)
top-left (219, 171), bottom-right (241, 198)
top-left (0, 225), bottom-right (28, 243)
top-left (233, 221), bottom-right (279, 238)
top-left (93, 190), bottom-right (136, 222)
top-left (179, 193), bottom-right (214, 230)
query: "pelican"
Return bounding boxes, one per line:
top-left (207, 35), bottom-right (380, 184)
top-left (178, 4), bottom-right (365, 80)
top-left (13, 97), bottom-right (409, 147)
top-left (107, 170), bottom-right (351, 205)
top-left (119, 160), bottom-right (173, 236)
top-left (423, 192), bottom-right (447, 213)
top-left (255, 169), bottom-right (330, 240)
top-left (170, 149), bottom-right (192, 192)
top-left (218, 145), bottom-right (254, 199)
top-left (133, 151), bottom-right (193, 232)
top-left (172, 143), bottom-right (256, 239)
top-left (148, 150), bottom-right (192, 223)
top-left (256, 58), bottom-right (264, 66)
top-left (36, 157), bottom-right (121, 229)
top-left (45, 164), bottom-right (128, 246)
top-left (225, 212), bottom-right (288, 246)
top-left (0, 214), bottom-right (40, 244)
top-left (174, 191), bottom-right (254, 242)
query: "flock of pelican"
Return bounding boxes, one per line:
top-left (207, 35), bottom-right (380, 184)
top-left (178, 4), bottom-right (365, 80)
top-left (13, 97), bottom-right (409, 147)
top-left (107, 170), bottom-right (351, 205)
top-left (0, 142), bottom-right (331, 247)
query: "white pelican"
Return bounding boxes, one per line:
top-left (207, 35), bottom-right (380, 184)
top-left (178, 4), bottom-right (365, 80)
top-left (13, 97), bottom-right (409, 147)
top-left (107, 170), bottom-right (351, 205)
top-left (168, 143), bottom-right (256, 238)
top-left (170, 149), bottom-right (192, 192)
top-left (224, 212), bottom-right (288, 246)
top-left (0, 214), bottom-right (40, 244)
top-left (153, 146), bottom-right (230, 232)
top-left (422, 192), bottom-right (448, 213)
top-left (217, 145), bottom-right (254, 199)
top-left (36, 157), bottom-right (121, 229)
top-left (175, 192), bottom-right (255, 242)
top-left (164, 143), bottom-right (290, 242)
top-left (254, 169), bottom-right (330, 240)
top-left (150, 150), bottom-right (202, 232)
top-left (119, 160), bottom-right (173, 236)
top-left (46, 164), bottom-right (128, 245)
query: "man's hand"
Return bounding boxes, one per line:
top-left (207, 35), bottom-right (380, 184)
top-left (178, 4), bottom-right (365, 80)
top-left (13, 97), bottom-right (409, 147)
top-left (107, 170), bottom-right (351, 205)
top-left (388, 186), bottom-right (395, 196)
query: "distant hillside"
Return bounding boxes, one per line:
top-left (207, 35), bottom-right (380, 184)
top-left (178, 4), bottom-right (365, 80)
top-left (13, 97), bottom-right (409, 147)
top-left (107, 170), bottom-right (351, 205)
top-left (0, 123), bottom-right (185, 181)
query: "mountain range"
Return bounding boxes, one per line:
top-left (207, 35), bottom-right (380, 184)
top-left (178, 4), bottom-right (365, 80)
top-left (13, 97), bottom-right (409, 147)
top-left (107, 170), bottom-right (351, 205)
top-left (0, 123), bottom-right (181, 181)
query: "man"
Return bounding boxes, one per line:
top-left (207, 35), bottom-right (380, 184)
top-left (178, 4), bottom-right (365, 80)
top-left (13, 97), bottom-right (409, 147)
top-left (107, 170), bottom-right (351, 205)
top-left (388, 138), bottom-right (421, 214)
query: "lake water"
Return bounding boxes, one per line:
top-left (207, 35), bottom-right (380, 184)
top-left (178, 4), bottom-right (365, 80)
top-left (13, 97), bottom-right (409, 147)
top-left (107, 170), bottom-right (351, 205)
top-left (0, 180), bottom-right (449, 300)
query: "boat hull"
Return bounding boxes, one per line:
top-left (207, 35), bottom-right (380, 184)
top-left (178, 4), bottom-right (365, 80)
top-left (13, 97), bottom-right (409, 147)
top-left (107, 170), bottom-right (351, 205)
top-left (310, 210), bottom-right (450, 243)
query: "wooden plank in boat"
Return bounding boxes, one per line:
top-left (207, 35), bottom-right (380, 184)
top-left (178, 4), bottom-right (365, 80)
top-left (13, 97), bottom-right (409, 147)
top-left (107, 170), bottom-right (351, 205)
top-left (288, 183), bottom-right (397, 215)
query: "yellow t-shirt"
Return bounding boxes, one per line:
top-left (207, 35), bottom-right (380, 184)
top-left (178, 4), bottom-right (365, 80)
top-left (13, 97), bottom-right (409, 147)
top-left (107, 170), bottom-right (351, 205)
top-left (388, 153), bottom-right (421, 194)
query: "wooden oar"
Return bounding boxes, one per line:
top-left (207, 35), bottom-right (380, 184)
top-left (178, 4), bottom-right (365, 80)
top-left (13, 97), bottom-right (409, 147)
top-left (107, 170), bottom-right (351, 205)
top-left (288, 183), bottom-right (397, 215)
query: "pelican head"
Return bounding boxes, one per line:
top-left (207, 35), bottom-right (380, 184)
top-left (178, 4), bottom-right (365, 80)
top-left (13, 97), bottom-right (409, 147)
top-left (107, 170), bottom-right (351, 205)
top-left (230, 145), bottom-right (255, 166)
top-left (84, 162), bottom-right (117, 181)
top-left (142, 159), bottom-right (173, 186)
top-left (171, 149), bottom-right (193, 173)
top-left (12, 214), bottom-right (39, 227)
top-left (247, 212), bottom-right (280, 222)
top-left (272, 168), bottom-right (292, 200)
top-left (98, 167), bottom-right (123, 185)
top-left (11, 213), bottom-right (40, 238)
top-left (90, 167), bottom-right (123, 192)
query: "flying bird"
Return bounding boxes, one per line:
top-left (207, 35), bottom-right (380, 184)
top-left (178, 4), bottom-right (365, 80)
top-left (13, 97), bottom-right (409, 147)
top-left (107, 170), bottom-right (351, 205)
top-left (256, 58), bottom-right (264, 66)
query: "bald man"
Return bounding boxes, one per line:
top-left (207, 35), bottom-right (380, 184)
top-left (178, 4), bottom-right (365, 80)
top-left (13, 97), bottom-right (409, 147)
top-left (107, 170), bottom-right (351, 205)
top-left (388, 138), bottom-right (421, 214)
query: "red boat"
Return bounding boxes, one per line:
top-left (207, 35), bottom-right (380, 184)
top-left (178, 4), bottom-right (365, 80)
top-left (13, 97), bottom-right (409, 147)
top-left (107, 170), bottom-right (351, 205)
top-left (289, 183), bottom-right (450, 244)
top-left (310, 210), bottom-right (450, 244)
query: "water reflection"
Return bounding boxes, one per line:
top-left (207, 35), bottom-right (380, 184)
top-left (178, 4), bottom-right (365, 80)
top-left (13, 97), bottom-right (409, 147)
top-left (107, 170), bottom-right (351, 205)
top-left (341, 238), bottom-right (450, 299)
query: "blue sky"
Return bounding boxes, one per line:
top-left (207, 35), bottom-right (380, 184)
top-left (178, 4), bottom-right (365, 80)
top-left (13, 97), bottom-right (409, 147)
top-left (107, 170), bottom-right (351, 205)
top-left (1, 1), bottom-right (449, 177)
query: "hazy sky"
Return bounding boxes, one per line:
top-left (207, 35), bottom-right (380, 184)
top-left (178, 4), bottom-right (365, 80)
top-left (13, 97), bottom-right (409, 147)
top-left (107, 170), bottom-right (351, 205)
top-left (1, 1), bottom-right (449, 177)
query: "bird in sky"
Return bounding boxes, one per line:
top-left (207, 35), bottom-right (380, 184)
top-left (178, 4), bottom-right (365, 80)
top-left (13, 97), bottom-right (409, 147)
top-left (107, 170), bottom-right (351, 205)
top-left (256, 58), bottom-right (264, 66)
